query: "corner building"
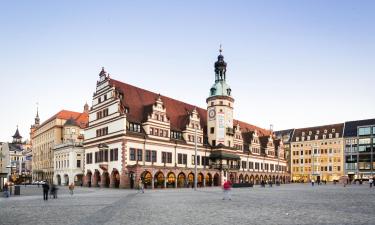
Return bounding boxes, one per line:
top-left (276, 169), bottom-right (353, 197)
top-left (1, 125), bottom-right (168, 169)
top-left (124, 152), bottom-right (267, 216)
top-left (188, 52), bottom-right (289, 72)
top-left (291, 123), bottom-right (344, 182)
top-left (83, 51), bottom-right (289, 189)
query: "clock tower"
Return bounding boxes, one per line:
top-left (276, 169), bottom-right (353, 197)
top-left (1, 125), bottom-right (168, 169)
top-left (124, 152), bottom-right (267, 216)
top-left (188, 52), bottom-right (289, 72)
top-left (206, 47), bottom-right (234, 147)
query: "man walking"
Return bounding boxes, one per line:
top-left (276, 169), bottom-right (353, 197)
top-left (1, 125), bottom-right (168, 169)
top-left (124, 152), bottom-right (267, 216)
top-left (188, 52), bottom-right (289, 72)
top-left (222, 179), bottom-right (232, 200)
top-left (69, 183), bottom-right (75, 196)
top-left (138, 178), bottom-right (144, 194)
top-left (42, 181), bottom-right (50, 201)
top-left (369, 178), bottom-right (373, 188)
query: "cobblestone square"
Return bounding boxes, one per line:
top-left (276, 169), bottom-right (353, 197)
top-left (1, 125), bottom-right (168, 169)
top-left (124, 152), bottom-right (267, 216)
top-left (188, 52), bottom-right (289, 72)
top-left (1, 184), bottom-right (375, 225)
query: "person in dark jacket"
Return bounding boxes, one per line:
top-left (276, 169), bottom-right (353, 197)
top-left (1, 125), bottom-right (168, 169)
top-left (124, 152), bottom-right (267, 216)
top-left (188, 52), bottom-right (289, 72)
top-left (42, 181), bottom-right (50, 201)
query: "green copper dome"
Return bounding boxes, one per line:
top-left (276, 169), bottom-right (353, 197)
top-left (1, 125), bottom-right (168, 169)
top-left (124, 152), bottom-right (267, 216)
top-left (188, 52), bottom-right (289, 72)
top-left (209, 81), bottom-right (232, 97)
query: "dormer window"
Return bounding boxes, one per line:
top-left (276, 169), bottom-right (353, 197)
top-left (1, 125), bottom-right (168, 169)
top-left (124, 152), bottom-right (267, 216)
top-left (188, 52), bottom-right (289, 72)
top-left (316, 130), bottom-right (320, 134)
top-left (309, 131), bottom-right (312, 135)
top-left (332, 128), bottom-right (335, 133)
top-left (227, 88), bottom-right (231, 95)
top-left (324, 129), bottom-right (327, 134)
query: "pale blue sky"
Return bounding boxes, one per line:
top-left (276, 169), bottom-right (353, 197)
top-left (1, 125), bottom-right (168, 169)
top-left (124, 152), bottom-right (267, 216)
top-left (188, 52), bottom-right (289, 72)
top-left (1, 0), bottom-right (374, 142)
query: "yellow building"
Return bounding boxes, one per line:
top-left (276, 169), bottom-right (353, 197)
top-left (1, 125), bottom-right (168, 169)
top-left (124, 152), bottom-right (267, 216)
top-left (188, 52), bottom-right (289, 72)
top-left (32, 108), bottom-right (88, 183)
top-left (291, 123), bottom-right (344, 182)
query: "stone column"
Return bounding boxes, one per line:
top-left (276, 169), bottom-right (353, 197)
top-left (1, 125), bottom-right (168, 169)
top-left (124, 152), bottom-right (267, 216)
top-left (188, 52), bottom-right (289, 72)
top-left (151, 177), bottom-right (154, 189)
top-left (92, 175), bottom-right (98, 187)
top-left (203, 177), bottom-right (206, 187)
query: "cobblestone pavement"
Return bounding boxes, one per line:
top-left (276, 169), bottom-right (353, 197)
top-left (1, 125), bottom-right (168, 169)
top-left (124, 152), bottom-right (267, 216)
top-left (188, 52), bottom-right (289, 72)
top-left (1, 184), bottom-right (375, 225)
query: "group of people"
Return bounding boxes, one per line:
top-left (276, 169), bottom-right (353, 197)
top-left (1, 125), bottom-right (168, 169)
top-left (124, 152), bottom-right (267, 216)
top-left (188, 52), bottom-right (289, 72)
top-left (42, 181), bottom-right (75, 200)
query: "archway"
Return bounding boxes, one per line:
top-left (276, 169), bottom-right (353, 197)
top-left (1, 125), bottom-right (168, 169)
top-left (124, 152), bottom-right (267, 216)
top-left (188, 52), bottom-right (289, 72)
top-left (56, 174), bottom-right (61, 186)
top-left (111, 169), bottom-right (120, 188)
top-left (86, 171), bottom-right (92, 187)
top-left (245, 174), bottom-right (249, 183)
top-left (177, 172), bottom-right (186, 188)
top-left (272, 175), bottom-right (276, 183)
top-left (188, 173), bottom-right (194, 188)
top-left (250, 175), bottom-right (255, 183)
top-left (260, 175), bottom-right (263, 182)
top-left (276, 175), bottom-right (279, 183)
top-left (255, 175), bottom-right (259, 184)
top-left (213, 173), bottom-right (220, 186)
top-left (141, 171), bottom-right (152, 189)
top-left (93, 170), bottom-right (101, 187)
top-left (102, 172), bottom-right (110, 188)
top-left (198, 173), bottom-right (204, 187)
top-left (154, 171), bottom-right (165, 188)
top-left (268, 175), bottom-right (272, 182)
top-left (229, 173), bottom-right (235, 183)
top-left (239, 174), bottom-right (244, 183)
top-left (75, 174), bottom-right (84, 186)
top-left (64, 174), bottom-right (69, 186)
top-left (205, 173), bottom-right (212, 186)
top-left (166, 172), bottom-right (176, 188)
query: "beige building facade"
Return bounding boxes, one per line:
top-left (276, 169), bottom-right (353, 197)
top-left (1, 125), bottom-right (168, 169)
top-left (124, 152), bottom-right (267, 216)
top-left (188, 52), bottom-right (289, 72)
top-left (291, 123), bottom-right (344, 182)
top-left (32, 108), bottom-right (88, 183)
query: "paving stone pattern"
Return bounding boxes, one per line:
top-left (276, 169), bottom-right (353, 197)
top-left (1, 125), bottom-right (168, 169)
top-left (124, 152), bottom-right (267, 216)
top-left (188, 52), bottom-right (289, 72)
top-left (1, 184), bottom-right (375, 225)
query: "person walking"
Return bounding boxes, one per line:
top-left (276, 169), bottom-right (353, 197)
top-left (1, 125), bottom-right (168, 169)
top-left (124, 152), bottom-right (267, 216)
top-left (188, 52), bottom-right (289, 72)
top-left (311, 179), bottom-right (315, 187)
top-left (3, 183), bottom-right (9, 198)
top-left (69, 183), bottom-right (75, 196)
top-left (42, 181), bottom-right (50, 201)
top-left (222, 179), bottom-right (232, 200)
top-left (138, 178), bottom-right (144, 194)
top-left (369, 178), bottom-right (373, 188)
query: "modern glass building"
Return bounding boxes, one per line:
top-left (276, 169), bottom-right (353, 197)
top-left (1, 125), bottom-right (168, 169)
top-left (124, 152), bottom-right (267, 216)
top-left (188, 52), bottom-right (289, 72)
top-left (343, 119), bottom-right (375, 181)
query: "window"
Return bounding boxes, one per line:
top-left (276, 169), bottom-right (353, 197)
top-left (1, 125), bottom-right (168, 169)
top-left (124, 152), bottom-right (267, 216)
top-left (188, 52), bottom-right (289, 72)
top-left (162, 152), bottom-right (171, 163)
top-left (358, 127), bottom-right (371, 136)
top-left (178, 153), bottom-right (183, 164)
top-left (210, 127), bottom-right (214, 134)
top-left (151, 151), bottom-right (157, 162)
top-left (137, 149), bottom-right (143, 161)
top-left (197, 155), bottom-right (200, 165)
top-left (183, 154), bottom-right (187, 164)
top-left (77, 160), bottom-right (81, 168)
top-left (242, 161), bottom-right (247, 169)
top-left (96, 127), bottom-right (109, 137)
top-left (127, 122), bottom-right (141, 133)
top-left (249, 162), bottom-right (254, 169)
top-left (146, 150), bottom-right (151, 162)
top-left (104, 149), bottom-right (108, 162)
top-left (110, 148), bottom-right (118, 161)
top-left (130, 148), bottom-right (136, 161)
top-left (171, 131), bottom-right (182, 139)
top-left (86, 153), bottom-right (93, 164)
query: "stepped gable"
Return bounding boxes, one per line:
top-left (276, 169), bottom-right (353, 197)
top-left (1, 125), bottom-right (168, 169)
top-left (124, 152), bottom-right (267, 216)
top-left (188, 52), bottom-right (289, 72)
top-left (110, 78), bottom-right (269, 137)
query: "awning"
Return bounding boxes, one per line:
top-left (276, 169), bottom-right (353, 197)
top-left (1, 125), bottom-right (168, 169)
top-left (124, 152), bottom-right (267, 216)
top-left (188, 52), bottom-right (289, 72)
top-left (209, 151), bottom-right (240, 160)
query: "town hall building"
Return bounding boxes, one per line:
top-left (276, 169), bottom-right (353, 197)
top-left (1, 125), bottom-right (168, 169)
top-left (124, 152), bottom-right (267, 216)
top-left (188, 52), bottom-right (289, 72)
top-left (83, 50), bottom-right (289, 189)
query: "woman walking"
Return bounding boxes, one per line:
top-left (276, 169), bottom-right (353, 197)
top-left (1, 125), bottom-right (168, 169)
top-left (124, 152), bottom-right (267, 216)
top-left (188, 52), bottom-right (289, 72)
top-left (69, 183), bottom-right (75, 196)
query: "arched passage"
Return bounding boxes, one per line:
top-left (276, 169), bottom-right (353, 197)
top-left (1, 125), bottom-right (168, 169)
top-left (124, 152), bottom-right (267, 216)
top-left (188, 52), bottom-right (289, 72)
top-left (260, 175), bottom-right (263, 182)
top-left (101, 172), bottom-right (110, 188)
top-left (167, 172), bottom-right (176, 188)
top-left (229, 173), bottom-right (235, 183)
top-left (141, 171), bottom-right (152, 189)
top-left (188, 173), bottom-right (194, 188)
top-left (239, 174), bottom-right (244, 183)
top-left (86, 171), bottom-right (92, 187)
top-left (255, 175), bottom-right (259, 184)
top-left (154, 171), bottom-right (165, 188)
top-left (177, 172), bottom-right (186, 188)
top-left (93, 170), bottom-right (101, 187)
top-left (56, 174), bottom-right (61, 186)
top-left (75, 174), bottom-right (84, 186)
top-left (64, 174), bottom-right (69, 186)
top-left (205, 173), bottom-right (212, 186)
top-left (111, 169), bottom-right (120, 188)
top-left (245, 174), bottom-right (249, 183)
top-left (198, 173), bottom-right (204, 187)
top-left (213, 173), bottom-right (220, 186)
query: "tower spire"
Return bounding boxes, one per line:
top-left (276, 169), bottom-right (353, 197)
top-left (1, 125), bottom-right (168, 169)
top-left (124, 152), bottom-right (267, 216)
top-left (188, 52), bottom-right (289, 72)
top-left (35, 102), bottom-right (40, 126)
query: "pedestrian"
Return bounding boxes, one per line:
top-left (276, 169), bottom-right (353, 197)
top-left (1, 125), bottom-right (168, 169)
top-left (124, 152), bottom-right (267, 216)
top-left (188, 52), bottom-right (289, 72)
top-left (138, 178), bottom-right (144, 194)
top-left (3, 183), bottom-right (9, 198)
top-left (311, 179), bottom-right (315, 187)
top-left (42, 181), bottom-right (50, 201)
top-left (69, 183), bottom-right (74, 196)
top-left (369, 178), bottom-right (373, 188)
top-left (222, 179), bottom-right (232, 200)
top-left (50, 184), bottom-right (58, 199)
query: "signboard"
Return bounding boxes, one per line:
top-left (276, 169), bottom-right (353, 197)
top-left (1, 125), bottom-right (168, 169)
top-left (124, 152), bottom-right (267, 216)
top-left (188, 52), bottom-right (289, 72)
top-left (217, 112), bottom-right (225, 143)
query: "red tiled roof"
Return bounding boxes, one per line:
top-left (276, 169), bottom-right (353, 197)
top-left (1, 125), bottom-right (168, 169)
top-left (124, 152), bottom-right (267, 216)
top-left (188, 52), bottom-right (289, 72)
top-left (109, 79), bottom-right (269, 135)
top-left (38, 110), bottom-right (88, 129)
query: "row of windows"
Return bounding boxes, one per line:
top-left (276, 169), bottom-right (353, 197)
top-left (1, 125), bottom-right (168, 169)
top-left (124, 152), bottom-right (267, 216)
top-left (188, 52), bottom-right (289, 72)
top-left (293, 141), bottom-right (341, 147)
top-left (85, 148), bottom-right (118, 164)
top-left (293, 157), bottom-right (341, 164)
top-left (97, 93), bottom-right (108, 104)
top-left (358, 127), bottom-right (375, 136)
top-left (96, 127), bottom-right (108, 137)
top-left (292, 166), bottom-right (340, 172)
top-left (296, 133), bottom-right (340, 142)
top-left (153, 113), bottom-right (166, 122)
top-left (241, 161), bottom-right (286, 172)
top-left (293, 148), bottom-right (340, 156)
top-left (96, 108), bottom-right (109, 120)
top-left (150, 127), bottom-right (169, 138)
top-left (302, 129), bottom-right (336, 136)
top-left (187, 135), bottom-right (202, 143)
top-left (55, 159), bottom-right (80, 169)
top-left (171, 131), bottom-right (183, 140)
top-left (130, 149), bottom-right (157, 162)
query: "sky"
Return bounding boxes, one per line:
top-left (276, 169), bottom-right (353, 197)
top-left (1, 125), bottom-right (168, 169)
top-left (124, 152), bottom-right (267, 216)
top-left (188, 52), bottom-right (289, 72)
top-left (0, 0), bottom-right (374, 142)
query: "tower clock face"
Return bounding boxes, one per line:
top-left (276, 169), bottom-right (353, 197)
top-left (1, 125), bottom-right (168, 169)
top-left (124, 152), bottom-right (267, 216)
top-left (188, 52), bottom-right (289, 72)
top-left (208, 109), bottom-right (216, 119)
